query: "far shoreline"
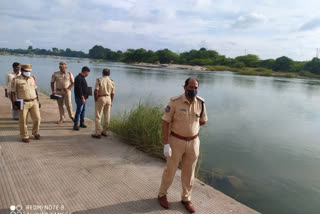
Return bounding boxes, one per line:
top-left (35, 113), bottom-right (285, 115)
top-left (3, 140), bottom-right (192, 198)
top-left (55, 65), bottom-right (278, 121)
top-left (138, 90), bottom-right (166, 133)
top-left (133, 62), bottom-right (320, 79)
top-left (2, 52), bottom-right (320, 79)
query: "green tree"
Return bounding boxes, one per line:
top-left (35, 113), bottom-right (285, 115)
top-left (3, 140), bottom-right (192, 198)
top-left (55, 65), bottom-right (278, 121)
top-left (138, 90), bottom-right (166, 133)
top-left (122, 49), bottom-right (140, 62)
top-left (214, 55), bottom-right (228, 65)
top-left (273, 56), bottom-right (295, 72)
top-left (52, 47), bottom-right (59, 53)
top-left (179, 48), bottom-right (219, 65)
top-left (230, 60), bottom-right (245, 68)
top-left (304, 58), bottom-right (320, 75)
top-left (65, 48), bottom-right (72, 57)
top-left (235, 54), bottom-right (259, 67)
top-left (259, 59), bottom-right (275, 69)
top-left (89, 45), bottom-right (106, 59)
top-left (155, 49), bottom-right (179, 64)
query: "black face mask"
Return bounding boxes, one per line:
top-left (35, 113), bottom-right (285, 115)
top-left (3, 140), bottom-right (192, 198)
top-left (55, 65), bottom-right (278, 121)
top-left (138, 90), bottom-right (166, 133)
top-left (187, 90), bottom-right (197, 98)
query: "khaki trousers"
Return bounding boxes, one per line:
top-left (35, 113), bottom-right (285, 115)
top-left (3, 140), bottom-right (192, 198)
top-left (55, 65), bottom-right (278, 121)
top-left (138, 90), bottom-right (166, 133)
top-left (19, 100), bottom-right (41, 139)
top-left (95, 96), bottom-right (111, 135)
top-left (57, 91), bottom-right (73, 120)
top-left (159, 135), bottom-right (200, 202)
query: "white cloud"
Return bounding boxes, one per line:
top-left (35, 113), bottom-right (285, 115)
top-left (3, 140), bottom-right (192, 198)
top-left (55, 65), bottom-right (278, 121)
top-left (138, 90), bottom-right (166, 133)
top-left (1, 0), bottom-right (320, 60)
top-left (92, 0), bottom-right (135, 10)
top-left (231, 13), bottom-right (267, 29)
top-left (25, 40), bottom-right (33, 45)
top-left (102, 20), bottom-right (133, 33)
top-left (299, 18), bottom-right (320, 31)
top-left (193, 0), bottom-right (213, 11)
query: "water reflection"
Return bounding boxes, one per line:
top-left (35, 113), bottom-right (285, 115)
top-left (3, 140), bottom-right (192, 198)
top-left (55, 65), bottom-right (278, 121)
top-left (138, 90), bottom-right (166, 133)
top-left (302, 80), bottom-right (320, 97)
top-left (271, 79), bottom-right (291, 91)
top-left (232, 75), bottom-right (256, 88)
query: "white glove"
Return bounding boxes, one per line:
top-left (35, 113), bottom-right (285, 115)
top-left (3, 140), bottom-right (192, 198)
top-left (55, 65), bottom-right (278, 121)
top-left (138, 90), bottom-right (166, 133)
top-left (164, 144), bottom-right (172, 157)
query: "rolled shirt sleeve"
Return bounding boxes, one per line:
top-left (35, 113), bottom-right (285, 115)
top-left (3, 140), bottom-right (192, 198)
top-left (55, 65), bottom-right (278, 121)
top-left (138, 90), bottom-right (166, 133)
top-left (200, 102), bottom-right (208, 123)
top-left (111, 82), bottom-right (115, 94)
top-left (162, 100), bottom-right (175, 123)
top-left (5, 73), bottom-right (9, 90)
top-left (94, 79), bottom-right (100, 90)
top-left (69, 72), bottom-right (74, 83)
top-left (11, 78), bottom-right (16, 93)
top-left (50, 73), bottom-right (56, 83)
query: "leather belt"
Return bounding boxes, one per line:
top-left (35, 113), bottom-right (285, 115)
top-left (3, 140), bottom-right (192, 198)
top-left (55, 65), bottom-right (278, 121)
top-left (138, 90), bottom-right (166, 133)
top-left (171, 131), bottom-right (199, 141)
top-left (98, 94), bottom-right (109, 97)
top-left (24, 98), bottom-right (37, 102)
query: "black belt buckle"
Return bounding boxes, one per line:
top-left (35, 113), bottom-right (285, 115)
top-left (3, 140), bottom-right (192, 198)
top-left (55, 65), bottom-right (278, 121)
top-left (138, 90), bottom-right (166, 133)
top-left (185, 137), bottom-right (192, 141)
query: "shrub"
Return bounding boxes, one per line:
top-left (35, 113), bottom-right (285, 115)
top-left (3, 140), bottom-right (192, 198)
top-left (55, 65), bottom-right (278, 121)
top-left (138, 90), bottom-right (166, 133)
top-left (109, 102), bottom-right (164, 157)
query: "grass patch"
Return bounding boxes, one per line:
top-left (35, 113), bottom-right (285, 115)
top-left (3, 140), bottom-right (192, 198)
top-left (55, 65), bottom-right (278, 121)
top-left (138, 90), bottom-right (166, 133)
top-left (205, 65), bottom-right (242, 72)
top-left (298, 70), bottom-right (320, 79)
top-left (205, 65), bottom-right (300, 78)
top-left (109, 102), bottom-right (164, 158)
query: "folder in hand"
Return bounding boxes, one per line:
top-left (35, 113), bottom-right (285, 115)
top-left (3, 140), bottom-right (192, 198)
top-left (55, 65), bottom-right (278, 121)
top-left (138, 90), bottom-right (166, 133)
top-left (11, 99), bottom-right (23, 110)
top-left (50, 94), bottom-right (62, 100)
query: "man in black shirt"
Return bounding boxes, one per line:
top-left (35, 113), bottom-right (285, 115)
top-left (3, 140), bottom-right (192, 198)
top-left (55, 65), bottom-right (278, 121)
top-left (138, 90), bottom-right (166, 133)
top-left (73, 66), bottom-right (90, 130)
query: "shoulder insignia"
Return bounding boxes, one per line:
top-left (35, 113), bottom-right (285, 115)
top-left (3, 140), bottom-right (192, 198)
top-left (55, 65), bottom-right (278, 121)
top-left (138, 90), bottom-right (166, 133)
top-left (170, 95), bottom-right (182, 101)
top-left (196, 96), bottom-right (205, 102)
top-left (165, 105), bottom-right (171, 112)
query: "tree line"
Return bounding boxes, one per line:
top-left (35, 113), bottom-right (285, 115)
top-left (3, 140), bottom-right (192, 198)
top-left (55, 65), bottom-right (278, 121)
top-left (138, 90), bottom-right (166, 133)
top-left (0, 46), bottom-right (87, 58)
top-left (1, 45), bottom-right (320, 75)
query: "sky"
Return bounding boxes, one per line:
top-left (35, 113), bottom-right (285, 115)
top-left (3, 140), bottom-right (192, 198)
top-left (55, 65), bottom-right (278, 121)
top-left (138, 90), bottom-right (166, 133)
top-left (1, 0), bottom-right (320, 61)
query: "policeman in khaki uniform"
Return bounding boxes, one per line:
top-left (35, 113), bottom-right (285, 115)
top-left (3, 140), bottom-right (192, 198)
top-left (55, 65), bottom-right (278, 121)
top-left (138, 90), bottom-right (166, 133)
top-left (158, 78), bottom-right (208, 213)
top-left (51, 62), bottom-right (74, 124)
top-left (11, 64), bottom-right (41, 143)
top-left (92, 68), bottom-right (114, 139)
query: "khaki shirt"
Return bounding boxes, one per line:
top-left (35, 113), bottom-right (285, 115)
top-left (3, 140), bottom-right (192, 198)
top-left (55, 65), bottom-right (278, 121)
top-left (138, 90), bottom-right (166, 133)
top-left (162, 94), bottom-right (208, 137)
top-left (51, 71), bottom-right (74, 89)
top-left (11, 75), bottom-right (37, 100)
top-left (5, 71), bottom-right (20, 92)
top-left (94, 76), bottom-right (115, 96)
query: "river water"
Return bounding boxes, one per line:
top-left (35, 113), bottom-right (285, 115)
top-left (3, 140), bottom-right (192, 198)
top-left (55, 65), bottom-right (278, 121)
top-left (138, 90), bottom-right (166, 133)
top-left (1, 55), bottom-right (320, 214)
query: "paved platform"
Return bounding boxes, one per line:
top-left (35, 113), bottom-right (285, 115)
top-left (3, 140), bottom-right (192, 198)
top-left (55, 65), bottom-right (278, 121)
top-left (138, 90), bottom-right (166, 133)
top-left (0, 86), bottom-right (259, 214)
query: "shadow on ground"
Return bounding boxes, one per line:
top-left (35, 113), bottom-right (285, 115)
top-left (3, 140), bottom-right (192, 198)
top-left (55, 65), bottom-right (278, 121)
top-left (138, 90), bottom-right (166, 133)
top-left (72, 198), bottom-right (189, 214)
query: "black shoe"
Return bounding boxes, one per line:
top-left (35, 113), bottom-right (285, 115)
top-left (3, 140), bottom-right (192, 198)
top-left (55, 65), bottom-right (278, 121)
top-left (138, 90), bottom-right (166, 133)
top-left (91, 134), bottom-right (101, 139)
top-left (101, 132), bottom-right (109, 137)
top-left (73, 126), bottom-right (80, 131)
top-left (80, 124), bottom-right (87, 128)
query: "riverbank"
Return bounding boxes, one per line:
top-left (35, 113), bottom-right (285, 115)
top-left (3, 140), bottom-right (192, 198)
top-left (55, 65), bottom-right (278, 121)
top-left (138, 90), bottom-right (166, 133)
top-left (133, 62), bottom-right (208, 71)
top-left (133, 62), bottom-right (320, 79)
top-left (3, 52), bottom-right (320, 79)
top-left (0, 86), bottom-right (259, 214)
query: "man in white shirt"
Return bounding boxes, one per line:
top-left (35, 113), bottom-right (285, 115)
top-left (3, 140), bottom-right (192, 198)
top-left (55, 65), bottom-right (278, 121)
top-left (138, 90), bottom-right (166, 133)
top-left (5, 62), bottom-right (21, 120)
